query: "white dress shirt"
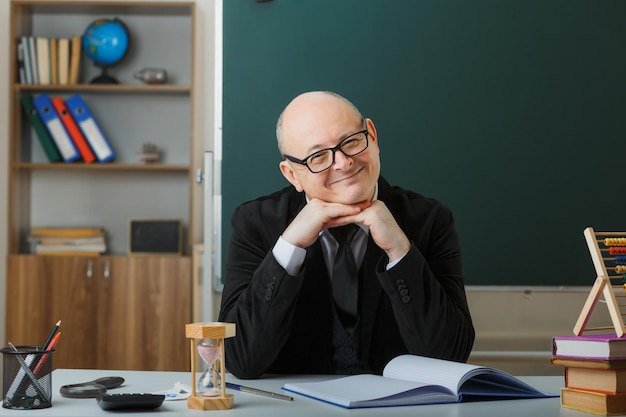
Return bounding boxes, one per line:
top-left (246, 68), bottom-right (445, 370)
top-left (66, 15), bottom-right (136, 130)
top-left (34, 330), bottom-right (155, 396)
top-left (272, 186), bottom-right (403, 276)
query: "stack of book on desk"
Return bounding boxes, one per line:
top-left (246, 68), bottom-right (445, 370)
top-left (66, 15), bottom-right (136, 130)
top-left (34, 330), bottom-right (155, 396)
top-left (552, 334), bottom-right (626, 415)
top-left (28, 227), bottom-right (107, 256)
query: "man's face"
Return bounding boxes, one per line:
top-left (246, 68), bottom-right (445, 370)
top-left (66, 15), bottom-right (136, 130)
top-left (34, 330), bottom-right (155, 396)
top-left (279, 100), bottom-right (380, 205)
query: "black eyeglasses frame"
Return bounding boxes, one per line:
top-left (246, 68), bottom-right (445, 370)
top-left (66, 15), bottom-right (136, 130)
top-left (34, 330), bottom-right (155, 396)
top-left (283, 119), bottom-right (369, 174)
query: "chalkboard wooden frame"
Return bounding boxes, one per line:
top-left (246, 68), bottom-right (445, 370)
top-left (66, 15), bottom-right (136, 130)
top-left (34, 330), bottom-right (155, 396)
top-left (128, 219), bottom-right (182, 255)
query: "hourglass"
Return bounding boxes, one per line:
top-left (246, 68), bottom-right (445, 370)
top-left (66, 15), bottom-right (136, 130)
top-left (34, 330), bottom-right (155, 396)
top-left (185, 322), bottom-right (236, 410)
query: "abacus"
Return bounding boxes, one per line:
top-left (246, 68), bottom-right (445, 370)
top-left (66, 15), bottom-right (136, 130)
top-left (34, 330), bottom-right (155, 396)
top-left (574, 228), bottom-right (626, 337)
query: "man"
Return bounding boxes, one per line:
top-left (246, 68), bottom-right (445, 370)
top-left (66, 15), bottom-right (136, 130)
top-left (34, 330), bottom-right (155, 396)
top-left (218, 91), bottom-right (474, 379)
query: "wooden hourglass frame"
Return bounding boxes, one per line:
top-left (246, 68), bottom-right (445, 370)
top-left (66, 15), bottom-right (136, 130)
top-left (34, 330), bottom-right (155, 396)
top-left (185, 322), bottom-right (236, 410)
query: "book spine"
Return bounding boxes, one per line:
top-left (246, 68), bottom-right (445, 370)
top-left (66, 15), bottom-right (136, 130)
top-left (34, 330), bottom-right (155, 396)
top-left (17, 41), bottom-right (26, 84)
top-left (36, 37), bottom-right (50, 85)
top-left (69, 36), bottom-right (81, 85)
top-left (28, 36), bottom-right (39, 85)
top-left (57, 38), bottom-right (69, 85)
top-left (51, 96), bottom-right (96, 163)
top-left (20, 95), bottom-right (62, 162)
top-left (30, 227), bottom-right (105, 239)
top-left (20, 36), bottom-right (33, 84)
top-left (50, 38), bottom-right (58, 85)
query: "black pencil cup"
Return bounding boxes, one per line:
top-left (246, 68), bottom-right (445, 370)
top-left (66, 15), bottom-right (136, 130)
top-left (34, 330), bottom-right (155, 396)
top-left (2, 345), bottom-right (54, 409)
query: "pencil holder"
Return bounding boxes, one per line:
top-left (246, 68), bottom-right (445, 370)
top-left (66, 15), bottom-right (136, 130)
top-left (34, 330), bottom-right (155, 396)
top-left (2, 345), bottom-right (54, 409)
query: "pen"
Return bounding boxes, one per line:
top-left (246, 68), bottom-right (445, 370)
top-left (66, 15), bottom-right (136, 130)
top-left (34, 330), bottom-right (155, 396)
top-left (226, 382), bottom-right (294, 401)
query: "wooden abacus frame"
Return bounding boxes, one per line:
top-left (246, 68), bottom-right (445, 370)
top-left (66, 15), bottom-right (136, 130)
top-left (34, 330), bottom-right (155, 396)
top-left (574, 227), bottom-right (626, 337)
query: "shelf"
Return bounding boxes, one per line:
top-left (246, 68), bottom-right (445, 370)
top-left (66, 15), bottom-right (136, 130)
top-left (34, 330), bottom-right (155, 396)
top-left (14, 84), bottom-right (191, 94)
top-left (10, 162), bottom-right (191, 172)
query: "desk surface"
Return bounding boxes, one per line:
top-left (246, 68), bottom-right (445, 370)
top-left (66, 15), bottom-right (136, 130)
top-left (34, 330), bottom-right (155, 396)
top-left (0, 369), bottom-right (579, 416)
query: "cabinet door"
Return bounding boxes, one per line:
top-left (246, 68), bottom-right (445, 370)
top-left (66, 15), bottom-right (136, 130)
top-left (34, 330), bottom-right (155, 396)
top-left (96, 256), bottom-right (192, 371)
top-left (6, 255), bottom-right (99, 369)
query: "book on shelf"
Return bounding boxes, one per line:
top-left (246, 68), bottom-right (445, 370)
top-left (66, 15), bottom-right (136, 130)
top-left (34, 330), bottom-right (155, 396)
top-left (17, 39), bottom-right (26, 84)
top-left (29, 227), bottom-right (105, 239)
top-left (561, 387), bottom-right (626, 415)
top-left (65, 95), bottom-right (115, 162)
top-left (50, 37), bottom-right (58, 85)
top-left (36, 37), bottom-right (50, 85)
top-left (28, 36), bottom-right (39, 85)
top-left (69, 35), bottom-right (81, 85)
top-left (20, 95), bottom-right (62, 162)
top-left (57, 38), bottom-right (69, 85)
top-left (282, 354), bottom-right (555, 409)
top-left (32, 237), bottom-right (106, 246)
top-left (553, 334), bottom-right (626, 360)
top-left (32, 93), bottom-right (80, 162)
top-left (566, 366), bottom-right (626, 394)
top-left (18, 36), bottom-right (33, 84)
top-left (35, 250), bottom-right (102, 257)
top-left (51, 96), bottom-right (96, 163)
top-left (551, 356), bottom-right (626, 370)
top-left (35, 242), bottom-right (106, 254)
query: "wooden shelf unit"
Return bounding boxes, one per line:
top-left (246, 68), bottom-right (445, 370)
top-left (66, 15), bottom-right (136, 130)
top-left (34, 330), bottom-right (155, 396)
top-left (5, 0), bottom-right (201, 371)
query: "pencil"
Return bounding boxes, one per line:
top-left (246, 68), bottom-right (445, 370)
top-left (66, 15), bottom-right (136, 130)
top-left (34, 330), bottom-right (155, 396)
top-left (32, 332), bottom-right (61, 376)
top-left (42, 320), bottom-right (61, 349)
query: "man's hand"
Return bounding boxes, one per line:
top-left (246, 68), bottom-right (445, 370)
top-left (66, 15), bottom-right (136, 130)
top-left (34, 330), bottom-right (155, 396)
top-left (281, 198), bottom-right (370, 249)
top-left (339, 201), bottom-right (411, 263)
top-left (283, 199), bottom-right (410, 263)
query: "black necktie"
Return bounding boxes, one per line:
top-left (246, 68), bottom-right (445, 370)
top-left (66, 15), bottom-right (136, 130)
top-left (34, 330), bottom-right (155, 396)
top-left (329, 224), bottom-right (360, 330)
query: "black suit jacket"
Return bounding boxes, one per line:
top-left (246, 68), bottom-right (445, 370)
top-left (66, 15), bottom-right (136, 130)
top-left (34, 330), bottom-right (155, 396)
top-left (218, 177), bottom-right (475, 379)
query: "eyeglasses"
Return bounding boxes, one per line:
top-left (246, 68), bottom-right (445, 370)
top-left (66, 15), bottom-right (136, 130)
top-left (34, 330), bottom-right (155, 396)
top-left (283, 120), bottom-right (369, 173)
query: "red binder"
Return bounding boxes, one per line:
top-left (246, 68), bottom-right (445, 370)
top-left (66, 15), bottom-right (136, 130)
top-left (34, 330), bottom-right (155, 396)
top-left (51, 96), bottom-right (96, 163)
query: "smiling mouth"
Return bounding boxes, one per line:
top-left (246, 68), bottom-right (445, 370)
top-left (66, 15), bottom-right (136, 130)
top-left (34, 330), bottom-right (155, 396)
top-left (329, 167), bottom-right (363, 185)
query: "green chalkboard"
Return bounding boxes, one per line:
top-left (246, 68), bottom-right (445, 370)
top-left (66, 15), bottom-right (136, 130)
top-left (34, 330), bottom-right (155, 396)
top-left (222, 0), bottom-right (626, 286)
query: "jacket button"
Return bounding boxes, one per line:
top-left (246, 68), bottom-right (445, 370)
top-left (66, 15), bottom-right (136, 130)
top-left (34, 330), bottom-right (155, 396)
top-left (401, 295), bottom-right (411, 304)
top-left (400, 288), bottom-right (409, 296)
top-left (265, 289), bottom-right (272, 301)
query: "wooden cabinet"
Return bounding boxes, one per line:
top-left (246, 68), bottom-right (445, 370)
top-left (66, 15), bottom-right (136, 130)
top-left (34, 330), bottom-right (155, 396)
top-left (6, 1), bottom-right (202, 371)
top-left (6, 254), bottom-right (191, 371)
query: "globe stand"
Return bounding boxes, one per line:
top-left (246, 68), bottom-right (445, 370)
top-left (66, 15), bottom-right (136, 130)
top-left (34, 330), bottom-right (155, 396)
top-left (90, 66), bottom-right (119, 84)
top-left (185, 322), bottom-right (236, 410)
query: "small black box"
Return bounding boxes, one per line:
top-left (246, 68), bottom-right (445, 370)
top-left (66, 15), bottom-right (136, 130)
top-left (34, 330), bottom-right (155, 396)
top-left (128, 219), bottom-right (182, 255)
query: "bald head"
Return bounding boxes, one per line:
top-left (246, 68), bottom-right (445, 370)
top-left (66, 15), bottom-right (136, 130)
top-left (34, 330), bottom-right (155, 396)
top-left (276, 91), bottom-right (363, 154)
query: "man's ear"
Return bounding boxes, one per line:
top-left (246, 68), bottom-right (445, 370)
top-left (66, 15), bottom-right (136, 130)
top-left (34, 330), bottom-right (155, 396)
top-left (279, 160), bottom-right (304, 192)
top-left (366, 118), bottom-right (378, 146)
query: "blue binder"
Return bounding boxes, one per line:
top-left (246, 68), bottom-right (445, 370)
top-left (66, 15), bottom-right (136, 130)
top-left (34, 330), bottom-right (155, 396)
top-left (65, 95), bottom-right (115, 162)
top-left (32, 94), bottom-right (80, 162)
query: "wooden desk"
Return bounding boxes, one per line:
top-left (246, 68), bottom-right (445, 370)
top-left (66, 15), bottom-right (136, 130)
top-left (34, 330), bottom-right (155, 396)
top-left (1, 369), bottom-right (570, 416)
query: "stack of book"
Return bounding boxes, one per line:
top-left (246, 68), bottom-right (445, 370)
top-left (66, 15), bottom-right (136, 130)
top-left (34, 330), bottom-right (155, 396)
top-left (552, 334), bottom-right (626, 415)
top-left (28, 227), bottom-right (107, 256)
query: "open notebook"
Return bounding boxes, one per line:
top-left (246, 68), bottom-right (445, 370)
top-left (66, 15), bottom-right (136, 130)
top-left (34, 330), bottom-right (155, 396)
top-left (283, 354), bottom-right (556, 408)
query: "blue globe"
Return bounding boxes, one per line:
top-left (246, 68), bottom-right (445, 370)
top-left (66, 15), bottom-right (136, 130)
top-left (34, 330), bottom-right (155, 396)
top-left (82, 18), bottom-right (130, 67)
